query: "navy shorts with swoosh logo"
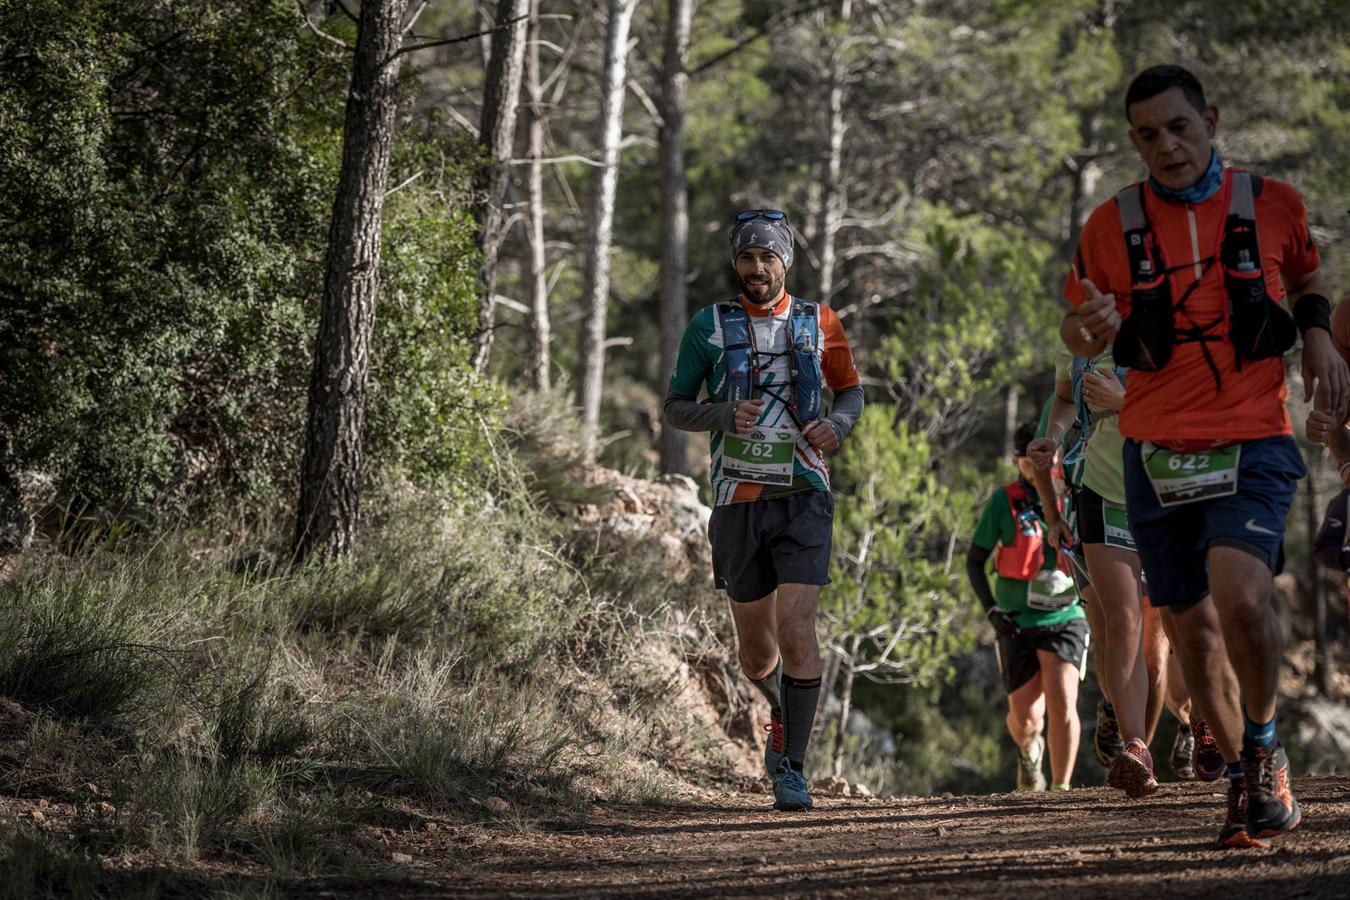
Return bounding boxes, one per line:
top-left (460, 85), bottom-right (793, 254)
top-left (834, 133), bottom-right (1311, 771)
top-left (1122, 435), bottom-right (1305, 610)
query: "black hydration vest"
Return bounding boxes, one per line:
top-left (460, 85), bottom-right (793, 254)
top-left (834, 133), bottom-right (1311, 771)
top-left (1111, 171), bottom-right (1296, 390)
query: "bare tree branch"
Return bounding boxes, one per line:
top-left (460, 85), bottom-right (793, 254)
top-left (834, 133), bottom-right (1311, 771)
top-left (393, 13), bottom-right (528, 60)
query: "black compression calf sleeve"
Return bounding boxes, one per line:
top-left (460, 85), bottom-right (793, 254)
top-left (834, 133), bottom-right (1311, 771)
top-left (748, 657), bottom-right (783, 719)
top-left (781, 672), bottom-right (823, 771)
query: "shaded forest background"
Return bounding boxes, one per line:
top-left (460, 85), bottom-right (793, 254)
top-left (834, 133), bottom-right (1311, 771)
top-left (1, 1), bottom-right (1349, 883)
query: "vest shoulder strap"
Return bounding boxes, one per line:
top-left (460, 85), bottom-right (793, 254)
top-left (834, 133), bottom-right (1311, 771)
top-left (1115, 181), bottom-right (1147, 232)
top-left (1228, 170), bottom-right (1255, 220)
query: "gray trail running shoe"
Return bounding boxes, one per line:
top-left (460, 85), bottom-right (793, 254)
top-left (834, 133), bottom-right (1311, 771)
top-left (1016, 736), bottom-right (1047, 792)
top-left (1093, 699), bottom-right (1124, 769)
top-left (772, 758), bottom-right (813, 811)
top-left (1217, 778), bottom-right (1269, 849)
top-left (1171, 724), bottom-right (1196, 779)
top-left (1243, 743), bottom-right (1301, 840)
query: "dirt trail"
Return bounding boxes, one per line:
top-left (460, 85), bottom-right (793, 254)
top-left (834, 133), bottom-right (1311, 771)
top-left (438, 777), bottom-right (1350, 898)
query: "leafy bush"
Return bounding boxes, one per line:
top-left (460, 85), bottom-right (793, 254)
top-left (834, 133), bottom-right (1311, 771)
top-left (0, 0), bottom-right (496, 514)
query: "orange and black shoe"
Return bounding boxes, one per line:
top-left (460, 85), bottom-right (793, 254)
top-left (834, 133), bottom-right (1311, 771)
top-left (1243, 743), bottom-right (1301, 839)
top-left (1107, 737), bottom-right (1159, 798)
top-left (763, 717), bottom-right (785, 778)
top-left (1217, 778), bottom-right (1270, 849)
top-left (1191, 717), bottom-right (1226, 782)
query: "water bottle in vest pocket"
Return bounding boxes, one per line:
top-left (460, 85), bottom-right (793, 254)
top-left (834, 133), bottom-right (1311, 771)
top-left (1222, 174), bottom-right (1295, 362)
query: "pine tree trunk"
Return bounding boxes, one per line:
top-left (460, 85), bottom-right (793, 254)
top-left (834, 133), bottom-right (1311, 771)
top-left (657, 0), bottom-right (692, 475)
top-left (294, 0), bottom-right (411, 564)
top-left (523, 0), bottom-right (551, 391)
top-left (1003, 381), bottom-right (1020, 461)
top-left (831, 638), bottom-right (858, 778)
top-left (817, 0), bottom-right (851, 302)
top-left (576, 0), bottom-right (639, 463)
top-left (473, 0), bottom-right (530, 374)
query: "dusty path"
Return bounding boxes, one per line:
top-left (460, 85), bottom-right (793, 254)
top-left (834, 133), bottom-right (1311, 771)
top-left (439, 777), bottom-right (1350, 898)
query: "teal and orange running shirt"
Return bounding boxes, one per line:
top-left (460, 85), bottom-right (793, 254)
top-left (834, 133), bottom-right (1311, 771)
top-left (667, 292), bottom-right (859, 506)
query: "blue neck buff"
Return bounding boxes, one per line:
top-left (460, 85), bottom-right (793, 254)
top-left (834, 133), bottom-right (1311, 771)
top-left (1148, 150), bottom-right (1223, 204)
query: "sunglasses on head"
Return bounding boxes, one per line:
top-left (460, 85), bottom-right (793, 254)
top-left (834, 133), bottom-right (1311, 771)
top-left (735, 209), bottom-right (788, 223)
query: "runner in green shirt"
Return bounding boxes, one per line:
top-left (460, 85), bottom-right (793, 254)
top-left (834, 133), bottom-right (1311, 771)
top-left (966, 422), bottom-right (1087, 792)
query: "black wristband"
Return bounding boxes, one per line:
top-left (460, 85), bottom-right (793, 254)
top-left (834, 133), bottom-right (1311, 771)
top-left (1293, 292), bottom-right (1332, 335)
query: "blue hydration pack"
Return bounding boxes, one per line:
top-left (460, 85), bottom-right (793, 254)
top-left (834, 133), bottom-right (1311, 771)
top-left (716, 298), bottom-right (823, 424)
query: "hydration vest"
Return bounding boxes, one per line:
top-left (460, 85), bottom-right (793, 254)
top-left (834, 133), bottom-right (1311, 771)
top-left (995, 480), bottom-right (1046, 581)
top-left (1111, 171), bottom-right (1296, 390)
top-left (716, 298), bottom-right (823, 424)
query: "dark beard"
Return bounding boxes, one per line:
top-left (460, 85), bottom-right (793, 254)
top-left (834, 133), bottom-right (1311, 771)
top-left (738, 273), bottom-right (783, 306)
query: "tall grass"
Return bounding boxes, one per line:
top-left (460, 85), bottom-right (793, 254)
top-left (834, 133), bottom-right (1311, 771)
top-left (0, 414), bottom-right (736, 877)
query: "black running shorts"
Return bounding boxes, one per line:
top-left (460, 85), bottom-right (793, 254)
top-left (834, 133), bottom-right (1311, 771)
top-left (995, 616), bottom-right (1090, 694)
top-left (707, 490), bottom-right (834, 602)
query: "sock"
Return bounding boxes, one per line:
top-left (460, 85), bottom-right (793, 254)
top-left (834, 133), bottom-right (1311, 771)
top-left (748, 658), bottom-right (783, 720)
top-left (1225, 760), bottom-right (1244, 783)
top-left (1243, 715), bottom-right (1277, 750)
top-left (1178, 722), bottom-right (1192, 735)
top-left (1020, 739), bottom-right (1042, 763)
top-left (781, 672), bottom-right (822, 771)
top-left (1102, 700), bottom-right (1115, 715)
top-left (1049, 783), bottom-right (1071, 791)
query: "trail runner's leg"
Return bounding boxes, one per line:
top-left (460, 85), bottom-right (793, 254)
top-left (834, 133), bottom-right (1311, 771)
top-left (1037, 647), bottom-right (1081, 787)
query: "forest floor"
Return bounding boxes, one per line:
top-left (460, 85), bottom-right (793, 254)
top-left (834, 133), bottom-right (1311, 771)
top-left (4, 776), bottom-right (1348, 897)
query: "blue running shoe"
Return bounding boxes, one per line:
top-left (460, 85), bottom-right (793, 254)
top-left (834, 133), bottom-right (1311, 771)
top-left (764, 718), bottom-right (785, 778)
top-left (772, 758), bottom-right (813, 811)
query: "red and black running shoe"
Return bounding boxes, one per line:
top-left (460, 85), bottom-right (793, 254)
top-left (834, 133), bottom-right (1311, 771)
top-left (1191, 717), bottom-right (1226, 782)
top-left (1107, 737), bottom-right (1159, 798)
top-left (1243, 743), bottom-right (1301, 839)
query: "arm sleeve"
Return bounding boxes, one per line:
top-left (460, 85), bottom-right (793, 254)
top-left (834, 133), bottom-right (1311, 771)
top-left (823, 385), bottom-right (864, 441)
top-left (663, 394), bottom-right (737, 434)
top-left (966, 545), bottom-right (996, 612)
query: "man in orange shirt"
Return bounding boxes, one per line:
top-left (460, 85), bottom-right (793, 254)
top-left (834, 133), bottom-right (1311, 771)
top-left (1062, 65), bottom-right (1348, 848)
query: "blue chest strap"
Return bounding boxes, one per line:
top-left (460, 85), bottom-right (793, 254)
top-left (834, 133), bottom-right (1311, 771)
top-left (717, 299), bottom-right (823, 423)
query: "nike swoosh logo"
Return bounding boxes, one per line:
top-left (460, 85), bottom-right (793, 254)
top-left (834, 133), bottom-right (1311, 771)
top-left (1245, 518), bottom-right (1277, 536)
top-left (1328, 519), bottom-right (1343, 529)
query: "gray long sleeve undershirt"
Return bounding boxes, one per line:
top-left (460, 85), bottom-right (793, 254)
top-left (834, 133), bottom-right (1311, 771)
top-left (661, 384), bottom-right (865, 441)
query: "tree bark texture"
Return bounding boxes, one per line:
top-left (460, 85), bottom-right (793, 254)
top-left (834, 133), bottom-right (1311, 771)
top-left (523, 0), bottom-right (551, 391)
top-left (1003, 381), bottom-right (1020, 462)
top-left (817, 0), bottom-right (850, 303)
top-left (576, 0), bottom-right (639, 463)
top-left (294, 0), bottom-right (410, 563)
top-left (656, 0), bottom-right (692, 475)
top-left (473, 0), bottom-right (530, 373)
top-left (831, 637), bottom-right (858, 778)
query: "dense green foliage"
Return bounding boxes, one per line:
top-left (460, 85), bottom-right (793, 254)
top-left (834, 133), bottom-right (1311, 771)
top-left (0, 0), bottom-right (493, 510)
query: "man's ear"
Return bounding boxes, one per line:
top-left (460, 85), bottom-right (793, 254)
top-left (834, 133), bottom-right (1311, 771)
top-left (1204, 105), bottom-right (1218, 139)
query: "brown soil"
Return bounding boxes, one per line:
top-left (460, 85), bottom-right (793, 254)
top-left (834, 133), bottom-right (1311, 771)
top-left (438, 777), bottom-right (1350, 898)
top-left (7, 777), bottom-right (1348, 897)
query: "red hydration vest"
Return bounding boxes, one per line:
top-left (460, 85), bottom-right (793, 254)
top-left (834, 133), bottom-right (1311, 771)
top-left (995, 480), bottom-right (1046, 581)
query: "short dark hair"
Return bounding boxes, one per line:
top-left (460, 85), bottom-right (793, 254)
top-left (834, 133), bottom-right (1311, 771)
top-left (1124, 65), bottom-right (1207, 124)
top-left (1013, 421), bottom-right (1038, 458)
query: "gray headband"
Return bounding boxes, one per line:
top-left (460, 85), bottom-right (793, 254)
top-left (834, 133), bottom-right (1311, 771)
top-left (729, 218), bottom-right (793, 270)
